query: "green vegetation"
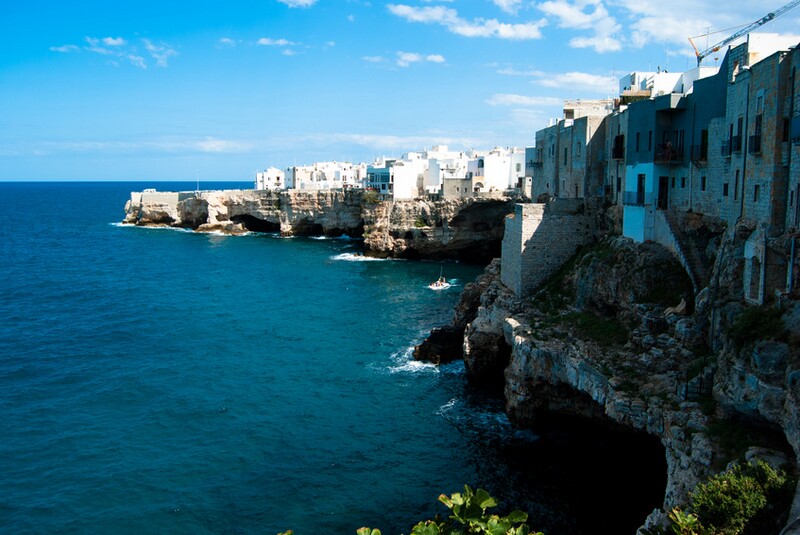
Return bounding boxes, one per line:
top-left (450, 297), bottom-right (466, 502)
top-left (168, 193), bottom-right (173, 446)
top-left (638, 261), bottom-right (693, 307)
top-left (691, 460), bottom-right (793, 534)
top-left (279, 487), bottom-right (539, 535)
top-left (562, 311), bottom-right (629, 347)
top-left (363, 190), bottom-right (381, 205)
top-left (729, 305), bottom-right (786, 351)
top-left (653, 461), bottom-right (795, 535)
top-left (414, 217), bottom-right (428, 228)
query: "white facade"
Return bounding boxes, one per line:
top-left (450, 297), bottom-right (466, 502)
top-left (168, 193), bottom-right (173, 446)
top-left (255, 167), bottom-right (286, 190)
top-left (467, 147), bottom-right (526, 193)
top-left (285, 161), bottom-right (365, 191)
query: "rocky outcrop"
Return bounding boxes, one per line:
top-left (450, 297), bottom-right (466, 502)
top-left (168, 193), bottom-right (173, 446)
top-left (422, 230), bottom-right (799, 532)
top-left (124, 189), bottom-right (518, 261)
top-left (363, 198), bottom-right (516, 263)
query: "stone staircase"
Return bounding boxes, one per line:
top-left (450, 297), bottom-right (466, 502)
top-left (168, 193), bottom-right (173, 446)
top-left (659, 210), bottom-right (710, 294)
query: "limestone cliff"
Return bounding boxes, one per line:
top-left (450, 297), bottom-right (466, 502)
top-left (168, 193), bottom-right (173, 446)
top-left (124, 189), bottom-right (518, 261)
top-left (422, 229), bottom-right (800, 533)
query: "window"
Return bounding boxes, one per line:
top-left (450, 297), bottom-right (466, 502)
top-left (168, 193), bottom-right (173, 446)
top-left (671, 177), bottom-right (675, 188)
top-left (515, 163), bottom-right (521, 172)
top-left (648, 131), bottom-right (652, 151)
top-left (723, 183), bottom-right (729, 197)
top-left (735, 170), bottom-right (740, 200)
top-left (701, 176), bottom-right (706, 192)
top-left (754, 184), bottom-right (760, 202)
top-left (564, 147), bottom-right (568, 166)
top-left (784, 118), bottom-right (790, 143)
top-left (636, 132), bottom-right (640, 152)
top-left (681, 177), bottom-right (686, 188)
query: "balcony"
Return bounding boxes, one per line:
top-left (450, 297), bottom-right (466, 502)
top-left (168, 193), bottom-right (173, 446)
top-left (748, 134), bottom-right (762, 154)
top-left (654, 144), bottom-right (684, 165)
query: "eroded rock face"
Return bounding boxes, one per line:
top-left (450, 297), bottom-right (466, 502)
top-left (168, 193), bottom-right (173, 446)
top-left (123, 190), bottom-right (516, 260)
top-left (363, 198), bottom-right (516, 262)
top-left (457, 230), bottom-right (800, 532)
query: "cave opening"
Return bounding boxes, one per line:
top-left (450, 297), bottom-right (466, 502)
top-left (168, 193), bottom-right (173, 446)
top-left (291, 221), bottom-right (324, 236)
top-left (504, 383), bottom-right (668, 534)
top-left (230, 214), bottom-right (280, 233)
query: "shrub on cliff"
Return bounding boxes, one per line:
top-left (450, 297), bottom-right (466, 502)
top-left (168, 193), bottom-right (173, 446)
top-left (662, 460), bottom-right (794, 535)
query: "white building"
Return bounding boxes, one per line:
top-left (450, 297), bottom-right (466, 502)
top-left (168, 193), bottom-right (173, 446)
top-left (255, 167), bottom-right (286, 190)
top-left (285, 161), bottom-right (366, 191)
top-left (466, 147), bottom-right (526, 193)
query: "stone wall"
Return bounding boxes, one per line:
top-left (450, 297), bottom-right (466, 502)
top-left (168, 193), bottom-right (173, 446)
top-left (501, 198), bottom-right (599, 297)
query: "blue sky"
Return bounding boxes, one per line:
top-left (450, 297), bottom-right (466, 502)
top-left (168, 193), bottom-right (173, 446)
top-left (2, 0), bottom-right (799, 181)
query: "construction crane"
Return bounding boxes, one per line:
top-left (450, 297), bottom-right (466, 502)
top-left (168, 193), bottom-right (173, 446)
top-left (689, 0), bottom-right (800, 66)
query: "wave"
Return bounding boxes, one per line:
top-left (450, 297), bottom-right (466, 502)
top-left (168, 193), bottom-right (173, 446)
top-left (310, 234), bottom-right (358, 241)
top-left (331, 253), bottom-right (385, 262)
top-left (110, 222), bottom-right (193, 233)
top-left (385, 344), bottom-right (439, 374)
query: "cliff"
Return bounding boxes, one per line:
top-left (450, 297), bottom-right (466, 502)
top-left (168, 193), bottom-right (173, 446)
top-left (421, 229), bottom-right (800, 533)
top-left (124, 189), bottom-right (517, 262)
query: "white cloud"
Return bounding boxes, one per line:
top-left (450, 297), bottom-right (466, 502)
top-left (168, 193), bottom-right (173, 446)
top-left (49, 44), bottom-right (79, 53)
top-left (534, 71), bottom-right (617, 93)
top-left (493, 0), bottom-right (522, 14)
top-left (84, 37), bottom-right (114, 55)
top-left (218, 37), bottom-right (237, 47)
top-left (387, 4), bottom-right (547, 40)
top-left (487, 94), bottom-right (564, 107)
top-left (282, 49), bottom-right (297, 56)
top-left (362, 55), bottom-right (385, 62)
top-left (257, 37), bottom-right (296, 46)
top-left (142, 39), bottom-right (178, 67)
top-left (102, 37), bottom-right (126, 46)
top-left (396, 51), bottom-right (446, 67)
top-left (538, 0), bottom-right (621, 52)
top-left (277, 0), bottom-right (317, 7)
top-left (497, 67), bottom-right (616, 93)
top-left (127, 54), bottom-right (147, 69)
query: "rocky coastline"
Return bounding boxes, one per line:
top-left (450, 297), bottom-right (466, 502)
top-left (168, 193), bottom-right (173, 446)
top-left (416, 221), bottom-right (800, 533)
top-left (123, 188), bottom-right (518, 263)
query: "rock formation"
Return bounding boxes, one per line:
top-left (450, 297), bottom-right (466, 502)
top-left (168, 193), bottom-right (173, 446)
top-left (124, 189), bottom-right (518, 262)
top-left (419, 227), bottom-right (800, 533)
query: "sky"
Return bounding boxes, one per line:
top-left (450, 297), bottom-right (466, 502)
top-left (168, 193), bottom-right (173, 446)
top-left (2, 0), bottom-right (800, 181)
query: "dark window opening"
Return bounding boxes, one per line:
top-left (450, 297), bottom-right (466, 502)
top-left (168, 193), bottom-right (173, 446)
top-left (723, 183), bottom-right (729, 197)
top-left (701, 176), bottom-right (706, 191)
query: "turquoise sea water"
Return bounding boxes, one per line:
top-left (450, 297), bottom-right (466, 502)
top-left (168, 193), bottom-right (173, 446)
top-left (0, 182), bottom-right (665, 535)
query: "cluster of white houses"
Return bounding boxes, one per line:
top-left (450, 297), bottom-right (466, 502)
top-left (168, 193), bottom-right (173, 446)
top-left (255, 145), bottom-right (528, 200)
top-left (255, 32), bottom-right (800, 303)
top-left (523, 32), bottom-right (800, 304)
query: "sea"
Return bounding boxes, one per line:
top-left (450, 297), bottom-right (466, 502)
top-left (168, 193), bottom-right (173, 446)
top-left (0, 182), bottom-right (665, 535)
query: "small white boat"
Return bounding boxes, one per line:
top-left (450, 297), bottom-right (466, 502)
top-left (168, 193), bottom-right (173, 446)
top-left (428, 279), bottom-right (451, 290)
top-left (429, 268), bottom-right (451, 290)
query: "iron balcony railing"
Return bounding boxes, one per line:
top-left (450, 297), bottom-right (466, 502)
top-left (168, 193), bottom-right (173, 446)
top-left (654, 144), bottom-right (684, 164)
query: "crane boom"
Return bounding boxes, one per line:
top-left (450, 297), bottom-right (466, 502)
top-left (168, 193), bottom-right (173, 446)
top-left (689, 0), bottom-right (800, 66)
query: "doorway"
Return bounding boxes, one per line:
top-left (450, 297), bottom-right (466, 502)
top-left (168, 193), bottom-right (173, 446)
top-left (657, 176), bottom-right (669, 210)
